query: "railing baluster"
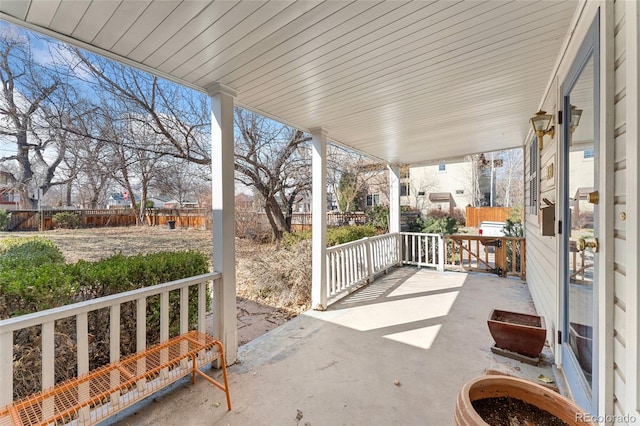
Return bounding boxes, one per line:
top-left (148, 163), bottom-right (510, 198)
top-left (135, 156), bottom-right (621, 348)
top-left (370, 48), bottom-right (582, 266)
top-left (0, 331), bottom-right (12, 407)
top-left (41, 321), bottom-right (55, 420)
top-left (110, 303), bottom-right (121, 407)
top-left (77, 312), bottom-right (90, 423)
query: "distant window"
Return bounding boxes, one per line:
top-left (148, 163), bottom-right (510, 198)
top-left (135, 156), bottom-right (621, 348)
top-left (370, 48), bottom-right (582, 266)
top-left (456, 189), bottom-right (464, 195)
top-left (583, 149), bottom-right (594, 159)
top-left (438, 164), bottom-right (446, 172)
top-left (366, 194), bottom-right (380, 207)
top-left (418, 191), bottom-right (426, 196)
top-left (400, 183), bottom-right (410, 197)
top-left (400, 166), bottom-right (410, 179)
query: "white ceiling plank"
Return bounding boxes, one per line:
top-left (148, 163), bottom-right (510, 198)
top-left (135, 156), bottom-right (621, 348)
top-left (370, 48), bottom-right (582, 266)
top-left (127, 0), bottom-right (212, 63)
top-left (1, 1), bottom-right (30, 21)
top-left (189, 1), bottom-right (359, 85)
top-left (157, 1), bottom-right (265, 75)
top-left (257, 2), bottom-right (568, 114)
top-left (142, 1), bottom-right (237, 69)
top-left (26, 0), bottom-right (61, 27)
top-left (224, 0), bottom-right (409, 89)
top-left (170, 1), bottom-right (298, 79)
top-left (0, 0), bottom-right (581, 165)
top-left (72, 1), bottom-right (122, 43)
top-left (277, 29), bottom-right (568, 125)
top-left (111, 1), bottom-right (182, 56)
top-left (237, 1), bottom-right (476, 100)
top-left (50, 1), bottom-right (91, 34)
top-left (92, 1), bottom-right (152, 50)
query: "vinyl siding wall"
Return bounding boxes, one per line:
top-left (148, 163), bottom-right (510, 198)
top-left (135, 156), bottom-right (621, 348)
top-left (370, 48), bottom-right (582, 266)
top-left (524, 1), bottom-right (640, 417)
top-left (612, 0), bottom-right (627, 417)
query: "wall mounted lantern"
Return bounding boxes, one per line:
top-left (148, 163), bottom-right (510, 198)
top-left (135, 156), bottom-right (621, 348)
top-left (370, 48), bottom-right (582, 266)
top-left (530, 110), bottom-right (555, 151)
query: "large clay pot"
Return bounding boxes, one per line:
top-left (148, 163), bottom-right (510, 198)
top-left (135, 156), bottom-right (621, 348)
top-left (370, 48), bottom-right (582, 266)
top-left (454, 375), bottom-right (596, 425)
top-left (487, 309), bottom-right (546, 358)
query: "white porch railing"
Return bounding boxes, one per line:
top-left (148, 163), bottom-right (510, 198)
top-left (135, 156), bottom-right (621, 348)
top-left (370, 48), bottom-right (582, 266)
top-left (400, 232), bottom-right (445, 271)
top-left (325, 233), bottom-right (401, 299)
top-left (324, 232), bottom-right (444, 304)
top-left (0, 272), bottom-right (221, 406)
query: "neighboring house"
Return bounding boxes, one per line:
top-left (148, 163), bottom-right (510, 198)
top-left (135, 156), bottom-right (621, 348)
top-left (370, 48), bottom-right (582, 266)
top-left (0, 172), bottom-right (18, 210)
top-left (404, 162), bottom-right (475, 215)
top-left (235, 193), bottom-right (253, 211)
top-left (147, 197), bottom-right (166, 208)
top-left (106, 193), bottom-right (136, 209)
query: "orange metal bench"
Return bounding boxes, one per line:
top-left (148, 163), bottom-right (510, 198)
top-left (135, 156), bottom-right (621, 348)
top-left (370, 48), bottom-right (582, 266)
top-left (0, 331), bottom-right (231, 426)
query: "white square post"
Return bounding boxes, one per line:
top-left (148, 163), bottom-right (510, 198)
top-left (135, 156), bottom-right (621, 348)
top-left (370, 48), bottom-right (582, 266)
top-left (388, 164), bottom-right (401, 234)
top-left (311, 128), bottom-right (328, 310)
top-left (209, 83), bottom-right (238, 363)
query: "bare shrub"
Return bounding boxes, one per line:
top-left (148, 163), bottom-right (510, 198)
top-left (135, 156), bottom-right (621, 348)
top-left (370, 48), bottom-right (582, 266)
top-left (240, 240), bottom-right (311, 312)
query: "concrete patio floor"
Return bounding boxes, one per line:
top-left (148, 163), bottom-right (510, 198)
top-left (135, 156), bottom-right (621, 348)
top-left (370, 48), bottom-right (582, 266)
top-left (112, 267), bottom-right (555, 426)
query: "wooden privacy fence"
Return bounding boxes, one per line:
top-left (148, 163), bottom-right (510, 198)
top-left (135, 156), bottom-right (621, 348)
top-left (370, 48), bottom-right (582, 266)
top-left (465, 206), bottom-right (512, 228)
top-left (5, 209), bottom-right (208, 231)
top-left (4, 210), bottom-right (369, 233)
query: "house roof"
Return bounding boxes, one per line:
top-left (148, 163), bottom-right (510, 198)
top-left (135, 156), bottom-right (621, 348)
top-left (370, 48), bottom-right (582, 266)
top-left (429, 192), bottom-right (456, 206)
top-left (0, 1), bottom-right (580, 165)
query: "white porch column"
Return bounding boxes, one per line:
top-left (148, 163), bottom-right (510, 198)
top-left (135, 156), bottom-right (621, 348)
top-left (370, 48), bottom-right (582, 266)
top-left (388, 164), bottom-right (401, 233)
top-left (209, 83), bottom-right (237, 364)
top-left (311, 128), bottom-right (328, 310)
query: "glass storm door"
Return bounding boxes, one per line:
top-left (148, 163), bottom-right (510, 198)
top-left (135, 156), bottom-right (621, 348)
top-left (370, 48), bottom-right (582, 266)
top-left (561, 16), bottom-right (599, 412)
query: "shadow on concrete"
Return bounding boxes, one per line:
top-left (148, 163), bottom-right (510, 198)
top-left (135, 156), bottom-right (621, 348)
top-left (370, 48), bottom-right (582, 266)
top-left (111, 267), bottom-right (552, 426)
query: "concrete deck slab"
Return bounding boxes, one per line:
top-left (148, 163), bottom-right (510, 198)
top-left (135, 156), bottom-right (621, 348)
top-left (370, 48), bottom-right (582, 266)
top-left (111, 268), bottom-right (555, 426)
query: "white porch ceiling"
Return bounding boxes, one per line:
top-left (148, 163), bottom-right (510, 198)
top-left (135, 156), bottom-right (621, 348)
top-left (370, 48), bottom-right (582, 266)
top-left (0, 0), bottom-right (579, 165)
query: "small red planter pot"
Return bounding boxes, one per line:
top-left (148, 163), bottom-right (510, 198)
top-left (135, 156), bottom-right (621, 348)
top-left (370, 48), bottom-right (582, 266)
top-left (487, 309), bottom-right (546, 358)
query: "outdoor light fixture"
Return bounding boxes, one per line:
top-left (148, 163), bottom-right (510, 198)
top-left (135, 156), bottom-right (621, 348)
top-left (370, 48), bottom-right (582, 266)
top-left (569, 105), bottom-right (583, 134)
top-left (530, 110), bottom-right (555, 150)
top-left (568, 105), bottom-right (583, 146)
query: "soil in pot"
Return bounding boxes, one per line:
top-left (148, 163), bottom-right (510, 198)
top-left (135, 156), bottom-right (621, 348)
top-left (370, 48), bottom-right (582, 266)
top-left (472, 396), bottom-right (568, 426)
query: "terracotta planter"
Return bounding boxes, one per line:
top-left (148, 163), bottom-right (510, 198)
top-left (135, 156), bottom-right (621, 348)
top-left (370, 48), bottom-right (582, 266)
top-left (454, 375), bottom-right (595, 425)
top-left (569, 322), bottom-right (593, 374)
top-left (487, 309), bottom-right (546, 358)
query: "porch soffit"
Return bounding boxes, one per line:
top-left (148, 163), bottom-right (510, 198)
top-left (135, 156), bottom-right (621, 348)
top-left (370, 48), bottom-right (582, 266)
top-left (0, 0), bottom-right (579, 165)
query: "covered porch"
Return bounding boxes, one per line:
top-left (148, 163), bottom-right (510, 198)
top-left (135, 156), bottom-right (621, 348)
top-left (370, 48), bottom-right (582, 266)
top-left (111, 268), bottom-right (549, 426)
top-left (2, 0), bottom-right (639, 423)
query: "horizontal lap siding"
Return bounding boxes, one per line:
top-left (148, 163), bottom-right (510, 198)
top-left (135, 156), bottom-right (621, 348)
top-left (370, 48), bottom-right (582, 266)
top-left (613, 0), bottom-right (627, 413)
top-left (526, 132), bottom-right (558, 349)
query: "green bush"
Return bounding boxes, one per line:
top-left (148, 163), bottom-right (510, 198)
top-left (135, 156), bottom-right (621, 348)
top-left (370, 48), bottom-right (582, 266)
top-left (420, 216), bottom-right (459, 235)
top-left (282, 225), bottom-right (378, 248)
top-left (52, 212), bottom-right (81, 229)
top-left (0, 236), bottom-right (66, 269)
top-left (6, 248), bottom-right (210, 399)
top-left (0, 209), bottom-right (11, 230)
top-left (366, 204), bottom-right (389, 231)
top-left (326, 224), bottom-right (378, 246)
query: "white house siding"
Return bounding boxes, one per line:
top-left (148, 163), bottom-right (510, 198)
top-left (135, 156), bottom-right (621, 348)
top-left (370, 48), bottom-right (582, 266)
top-left (525, 112), bottom-right (559, 353)
top-left (613, 0), bottom-right (628, 418)
top-left (524, 1), bottom-right (640, 418)
top-left (406, 162), bottom-right (473, 215)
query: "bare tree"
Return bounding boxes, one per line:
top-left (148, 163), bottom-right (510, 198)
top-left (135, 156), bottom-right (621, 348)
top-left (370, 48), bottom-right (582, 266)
top-left (70, 48), bottom-right (211, 166)
top-left (0, 27), bottom-right (72, 208)
top-left (234, 108), bottom-right (311, 242)
top-left (495, 148), bottom-right (524, 207)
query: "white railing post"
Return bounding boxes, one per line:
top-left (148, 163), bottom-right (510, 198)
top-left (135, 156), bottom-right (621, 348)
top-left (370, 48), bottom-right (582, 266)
top-left (365, 237), bottom-right (374, 283)
top-left (0, 331), bottom-right (12, 406)
top-left (438, 234), bottom-right (445, 272)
